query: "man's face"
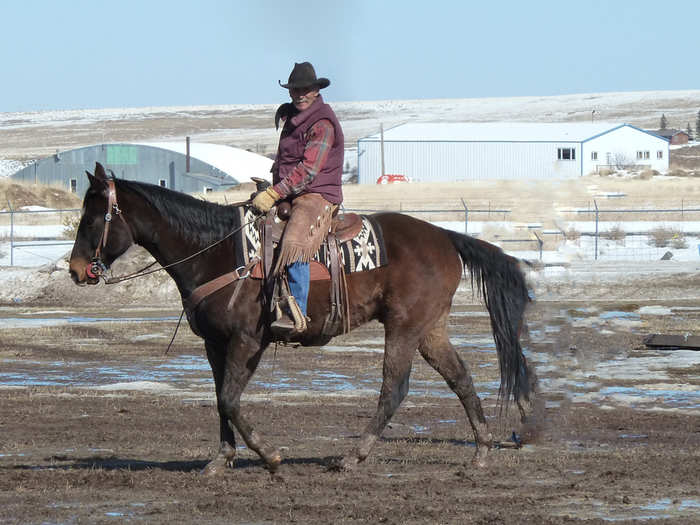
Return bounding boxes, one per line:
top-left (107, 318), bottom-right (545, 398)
top-left (289, 85), bottom-right (319, 111)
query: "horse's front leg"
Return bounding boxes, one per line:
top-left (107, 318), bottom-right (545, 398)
top-left (218, 336), bottom-right (282, 473)
top-left (202, 341), bottom-right (238, 476)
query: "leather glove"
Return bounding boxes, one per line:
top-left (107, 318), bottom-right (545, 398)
top-left (252, 187), bottom-right (280, 213)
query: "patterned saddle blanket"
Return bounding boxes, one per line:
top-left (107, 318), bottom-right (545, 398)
top-left (235, 207), bottom-right (388, 277)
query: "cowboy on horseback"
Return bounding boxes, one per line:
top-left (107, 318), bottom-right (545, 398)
top-left (251, 62), bottom-right (345, 336)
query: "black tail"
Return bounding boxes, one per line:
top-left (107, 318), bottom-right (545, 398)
top-left (445, 229), bottom-right (532, 405)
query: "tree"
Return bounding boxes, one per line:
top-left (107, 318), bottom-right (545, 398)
top-left (696, 110), bottom-right (700, 140)
top-left (660, 113), bottom-right (668, 130)
top-left (612, 152), bottom-right (631, 169)
top-left (687, 122), bottom-right (693, 140)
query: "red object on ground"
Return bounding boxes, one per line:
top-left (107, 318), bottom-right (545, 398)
top-left (377, 174), bottom-right (409, 184)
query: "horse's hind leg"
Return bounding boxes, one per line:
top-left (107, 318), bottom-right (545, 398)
top-left (338, 329), bottom-right (418, 471)
top-left (418, 312), bottom-right (493, 468)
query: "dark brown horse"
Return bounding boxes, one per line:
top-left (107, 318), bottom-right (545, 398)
top-left (69, 163), bottom-right (533, 474)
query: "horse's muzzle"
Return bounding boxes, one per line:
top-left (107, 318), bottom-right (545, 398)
top-left (69, 258), bottom-right (100, 285)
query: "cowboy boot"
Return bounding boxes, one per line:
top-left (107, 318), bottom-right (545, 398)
top-left (271, 296), bottom-right (307, 336)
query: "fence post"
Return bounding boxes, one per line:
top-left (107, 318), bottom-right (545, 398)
top-left (460, 198), bottom-right (468, 234)
top-left (594, 199), bottom-right (599, 261)
top-left (6, 200), bottom-right (15, 266)
top-left (534, 231), bottom-right (543, 261)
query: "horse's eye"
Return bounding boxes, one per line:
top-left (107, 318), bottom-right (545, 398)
top-left (81, 214), bottom-right (99, 229)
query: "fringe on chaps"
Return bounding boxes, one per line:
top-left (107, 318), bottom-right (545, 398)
top-left (274, 192), bottom-right (336, 274)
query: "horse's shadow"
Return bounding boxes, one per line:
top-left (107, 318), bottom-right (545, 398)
top-left (7, 454), bottom-right (328, 473)
top-left (6, 437), bottom-right (487, 473)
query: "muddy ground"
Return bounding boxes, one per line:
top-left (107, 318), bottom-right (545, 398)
top-left (1, 280), bottom-right (699, 524)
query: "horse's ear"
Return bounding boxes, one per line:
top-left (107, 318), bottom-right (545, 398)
top-left (86, 166), bottom-right (108, 192)
top-left (94, 162), bottom-right (108, 181)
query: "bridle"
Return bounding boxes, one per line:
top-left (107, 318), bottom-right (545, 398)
top-left (86, 178), bottom-right (134, 280)
top-left (84, 178), bottom-right (257, 284)
top-left (81, 177), bottom-right (261, 354)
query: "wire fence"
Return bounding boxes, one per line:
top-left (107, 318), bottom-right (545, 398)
top-left (0, 207), bottom-right (80, 266)
top-left (560, 200), bottom-right (700, 260)
top-left (2, 200), bottom-right (700, 266)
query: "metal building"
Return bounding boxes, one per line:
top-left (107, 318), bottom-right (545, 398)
top-left (357, 122), bottom-right (670, 183)
top-left (11, 141), bottom-right (273, 195)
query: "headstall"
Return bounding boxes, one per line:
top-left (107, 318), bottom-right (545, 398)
top-left (87, 179), bottom-right (131, 279)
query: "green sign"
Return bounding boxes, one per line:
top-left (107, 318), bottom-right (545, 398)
top-left (107, 145), bottom-right (139, 165)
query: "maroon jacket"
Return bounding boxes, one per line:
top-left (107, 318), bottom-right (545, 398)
top-left (272, 95), bottom-right (344, 204)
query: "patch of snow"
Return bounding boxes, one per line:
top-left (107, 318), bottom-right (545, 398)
top-left (93, 381), bottom-right (175, 392)
top-left (0, 159), bottom-right (30, 178)
top-left (637, 305), bottom-right (673, 316)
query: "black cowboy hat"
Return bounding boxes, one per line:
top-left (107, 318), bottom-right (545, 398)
top-left (279, 62), bottom-right (330, 90)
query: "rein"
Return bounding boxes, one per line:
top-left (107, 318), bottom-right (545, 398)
top-left (88, 179), bottom-right (255, 284)
top-left (103, 220), bottom-right (253, 284)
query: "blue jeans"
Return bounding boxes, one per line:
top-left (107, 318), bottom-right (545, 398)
top-left (287, 261), bottom-right (309, 316)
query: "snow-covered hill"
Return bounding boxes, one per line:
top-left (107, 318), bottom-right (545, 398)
top-left (2, 89), bottom-right (700, 174)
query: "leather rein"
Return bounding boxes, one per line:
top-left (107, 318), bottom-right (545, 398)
top-left (86, 178), bottom-right (255, 285)
top-left (85, 179), bottom-right (259, 351)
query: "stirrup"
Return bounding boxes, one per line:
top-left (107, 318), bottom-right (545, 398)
top-left (271, 295), bottom-right (307, 336)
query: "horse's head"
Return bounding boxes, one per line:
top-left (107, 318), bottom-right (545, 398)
top-left (69, 162), bottom-right (134, 285)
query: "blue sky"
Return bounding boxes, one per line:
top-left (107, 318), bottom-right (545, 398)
top-left (2, 0), bottom-right (698, 112)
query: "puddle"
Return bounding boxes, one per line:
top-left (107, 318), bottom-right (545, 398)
top-left (549, 497), bottom-right (700, 522)
top-left (0, 315), bottom-right (179, 329)
top-left (449, 311), bottom-right (489, 318)
top-left (0, 355), bottom-right (211, 389)
top-left (320, 345), bottom-right (383, 354)
top-left (0, 307), bottom-right (697, 414)
top-left (641, 498), bottom-right (700, 512)
top-left (599, 311), bottom-right (641, 320)
top-left (593, 386), bottom-right (700, 409)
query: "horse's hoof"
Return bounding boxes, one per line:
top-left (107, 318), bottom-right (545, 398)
top-left (326, 456), bottom-right (358, 472)
top-left (265, 451), bottom-right (283, 473)
top-left (201, 455), bottom-right (235, 476)
top-left (471, 448), bottom-right (489, 469)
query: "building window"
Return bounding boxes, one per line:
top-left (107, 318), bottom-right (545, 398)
top-left (69, 179), bottom-right (77, 193)
top-left (636, 151), bottom-right (650, 160)
top-left (657, 150), bottom-right (663, 159)
top-left (203, 186), bottom-right (213, 193)
top-left (591, 151), bottom-right (598, 161)
top-left (158, 179), bottom-right (167, 187)
top-left (557, 147), bottom-right (576, 160)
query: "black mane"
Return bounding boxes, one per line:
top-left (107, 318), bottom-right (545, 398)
top-left (116, 178), bottom-right (243, 245)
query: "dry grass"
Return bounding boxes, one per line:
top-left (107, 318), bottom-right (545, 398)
top-left (647, 226), bottom-right (687, 247)
top-left (670, 231), bottom-right (689, 249)
top-left (0, 178), bottom-right (80, 210)
top-left (61, 213), bottom-right (81, 239)
top-left (565, 227), bottom-right (581, 240)
top-left (637, 169), bottom-right (658, 180)
top-left (601, 225), bottom-right (626, 241)
top-left (209, 176), bottom-right (700, 230)
top-left (8, 175), bottom-right (700, 257)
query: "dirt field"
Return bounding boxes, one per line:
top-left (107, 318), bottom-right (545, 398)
top-left (1, 96), bottom-right (700, 523)
top-left (1, 276), bottom-right (699, 524)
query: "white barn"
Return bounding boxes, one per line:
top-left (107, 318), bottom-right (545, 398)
top-left (357, 122), bottom-right (669, 183)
